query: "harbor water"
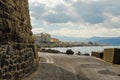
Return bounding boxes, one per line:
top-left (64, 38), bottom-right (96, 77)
top-left (49, 46), bottom-right (120, 55)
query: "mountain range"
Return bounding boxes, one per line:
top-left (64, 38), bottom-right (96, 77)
top-left (88, 37), bottom-right (120, 46)
top-left (52, 35), bottom-right (120, 46)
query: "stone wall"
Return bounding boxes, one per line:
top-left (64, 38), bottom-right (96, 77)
top-left (0, 43), bottom-right (38, 80)
top-left (0, 0), bottom-right (38, 80)
top-left (0, 0), bottom-right (34, 43)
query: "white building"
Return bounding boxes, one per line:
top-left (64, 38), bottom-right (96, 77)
top-left (33, 33), bottom-right (51, 43)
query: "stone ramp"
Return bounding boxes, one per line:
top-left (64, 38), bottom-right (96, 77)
top-left (25, 53), bottom-right (120, 80)
top-left (26, 63), bottom-right (82, 80)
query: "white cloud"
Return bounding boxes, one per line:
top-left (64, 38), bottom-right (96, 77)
top-left (80, 0), bottom-right (107, 3)
top-left (101, 13), bottom-right (120, 28)
top-left (48, 22), bottom-right (120, 38)
top-left (29, 0), bottom-right (63, 8)
top-left (107, 14), bottom-right (120, 23)
top-left (29, 0), bottom-right (120, 38)
top-left (49, 27), bottom-right (120, 38)
top-left (30, 16), bottom-right (36, 22)
top-left (32, 28), bottom-right (44, 34)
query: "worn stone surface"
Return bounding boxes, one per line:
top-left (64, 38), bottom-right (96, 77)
top-left (26, 53), bottom-right (120, 80)
top-left (0, 0), bottom-right (34, 43)
top-left (103, 48), bottom-right (120, 64)
top-left (0, 44), bottom-right (38, 80)
top-left (0, 0), bottom-right (38, 80)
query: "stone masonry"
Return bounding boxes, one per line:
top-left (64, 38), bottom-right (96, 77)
top-left (0, 0), bottom-right (34, 43)
top-left (0, 0), bottom-right (38, 80)
top-left (0, 44), bottom-right (38, 80)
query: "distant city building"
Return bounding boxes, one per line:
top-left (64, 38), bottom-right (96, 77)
top-left (33, 33), bottom-right (51, 43)
top-left (50, 38), bottom-right (59, 43)
top-left (33, 33), bottom-right (103, 47)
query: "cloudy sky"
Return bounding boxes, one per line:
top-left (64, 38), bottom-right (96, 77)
top-left (28, 0), bottom-right (120, 38)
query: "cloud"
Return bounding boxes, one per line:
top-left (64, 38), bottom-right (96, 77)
top-left (32, 28), bottom-right (44, 34)
top-left (44, 13), bottom-right (78, 23)
top-left (72, 0), bottom-right (120, 24)
top-left (64, 0), bottom-right (74, 3)
top-left (29, 0), bottom-right (64, 8)
top-left (29, 0), bottom-right (120, 38)
top-left (49, 22), bottom-right (120, 38)
top-left (101, 13), bottom-right (120, 28)
top-left (72, 1), bottom-right (105, 24)
top-left (53, 4), bottom-right (67, 13)
top-left (29, 3), bottom-right (46, 20)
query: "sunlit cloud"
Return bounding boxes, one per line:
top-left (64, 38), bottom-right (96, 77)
top-left (32, 28), bottom-right (44, 34)
top-left (29, 0), bottom-right (120, 38)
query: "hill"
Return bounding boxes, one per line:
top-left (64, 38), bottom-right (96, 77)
top-left (88, 37), bottom-right (120, 46)
top-left (52, 35), bottom-right (120, 46)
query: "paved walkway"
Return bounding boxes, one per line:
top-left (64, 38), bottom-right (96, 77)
top-left (25, 52), bottom-right (120, 80)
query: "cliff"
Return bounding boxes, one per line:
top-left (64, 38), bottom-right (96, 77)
top-left (0, 0), bottom-right (38, 80)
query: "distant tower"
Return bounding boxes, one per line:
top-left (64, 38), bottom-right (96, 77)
top-left (0, 0), bottom-right (34, 43)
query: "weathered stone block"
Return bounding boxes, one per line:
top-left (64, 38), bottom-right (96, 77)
top-left (103, 48), bottom-right (120, 64)
top-left (91, 51), bottom-right (103, 59)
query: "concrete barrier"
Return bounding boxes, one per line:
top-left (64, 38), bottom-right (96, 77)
top-left (103, 48), bottom-right (120, 64)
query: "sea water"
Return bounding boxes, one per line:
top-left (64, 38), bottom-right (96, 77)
top-left (49, 46), bottom-right (120, 55)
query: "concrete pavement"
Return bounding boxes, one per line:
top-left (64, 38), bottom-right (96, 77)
top-left (25, 52), bottom-right (120, 80)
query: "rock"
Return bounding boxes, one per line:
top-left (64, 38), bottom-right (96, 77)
top-left (83, 53), bottom-right (90, 56)
top-left (76, 51), bottom-right (81, 55)
top-left (91, 51), bottom-right (103, 59)
top-left (40, 48), bottom-right (61, 53)
top-left (65, 49), bottom-right (74, 55)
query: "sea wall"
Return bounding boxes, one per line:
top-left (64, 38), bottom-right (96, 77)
top-left (0, 0), bottom-right (38, 80)
top-left (0, 44), bottom-right (38, 80)
top-left (103, 48), bottom-right (120, 64)
top-left (0, 0), bottom-right (34, 43)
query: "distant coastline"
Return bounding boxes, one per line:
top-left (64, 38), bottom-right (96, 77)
top-left (47, 46), bottom-right (120, 55)
top-left (33, 33), bottom-right (109, 48)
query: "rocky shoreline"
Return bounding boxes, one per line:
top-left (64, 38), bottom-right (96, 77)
top-left (40, 48), bottom-right (90, 56)
top-left (39, 48), bottom-right (120, 65)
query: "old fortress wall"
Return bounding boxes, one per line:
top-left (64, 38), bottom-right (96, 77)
top-left (0, 0), bottom-right (38, 80)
